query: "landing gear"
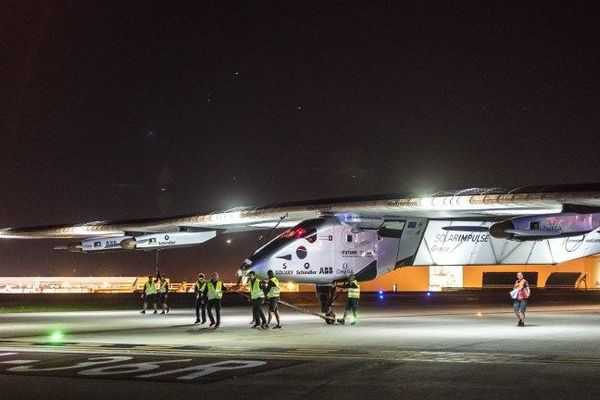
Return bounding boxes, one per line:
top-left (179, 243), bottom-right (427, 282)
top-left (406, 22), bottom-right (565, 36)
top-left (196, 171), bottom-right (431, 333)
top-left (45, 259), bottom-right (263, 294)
top-left (316, 285), bottom-right (339, 324)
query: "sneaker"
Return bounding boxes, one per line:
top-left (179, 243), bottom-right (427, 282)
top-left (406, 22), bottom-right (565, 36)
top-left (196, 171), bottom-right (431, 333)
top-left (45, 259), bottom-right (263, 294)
top-left (251, 325), bottom-right (260, 329)
top-left (209, 322), bottom-right (215, 327)
top-left (166, 307), bottom-right (170, 314)
top-left (273, 324), bottom-right (282, 329)
top-left (517, 320), bottom-right (523, 326)
top-left (140, 310), bottom-right (146, 314)
top-left (153, 310), bottom-right (158, 315)
top-left (249, 320), bottom-right (255, 325)
top-left (351, 321), bottom-right (356, 325)
top-left (200, 320), bottom-right (206, 325)
top-left (160, 310), bottom-right (165, 315)
top-left (337, 318), bottom-right (345, 325)
top-left (194, 319), bottom-right (200, 324)
top-left (214, 323), bottom-right (220, 328)
top-left (262, 324), bottom-right (270, 330)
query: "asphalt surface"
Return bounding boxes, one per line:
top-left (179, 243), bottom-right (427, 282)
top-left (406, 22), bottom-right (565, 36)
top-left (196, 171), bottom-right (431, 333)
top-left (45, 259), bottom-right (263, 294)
top-left (2, 294), bottom-right (600, 399)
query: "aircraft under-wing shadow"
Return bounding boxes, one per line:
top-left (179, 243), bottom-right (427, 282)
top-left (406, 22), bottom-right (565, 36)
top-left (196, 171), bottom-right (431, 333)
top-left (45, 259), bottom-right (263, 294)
top-left (3, 183), bottom-right (600, 322)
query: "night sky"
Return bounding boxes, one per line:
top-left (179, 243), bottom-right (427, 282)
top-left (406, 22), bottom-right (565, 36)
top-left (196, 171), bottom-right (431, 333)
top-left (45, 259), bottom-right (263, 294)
top-left (1, 2), bottom-right (599, 280)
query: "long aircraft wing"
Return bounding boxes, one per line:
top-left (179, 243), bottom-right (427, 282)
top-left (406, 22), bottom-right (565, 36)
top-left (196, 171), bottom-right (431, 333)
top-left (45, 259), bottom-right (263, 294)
top-left (2, 183), bottom-right (600, 239)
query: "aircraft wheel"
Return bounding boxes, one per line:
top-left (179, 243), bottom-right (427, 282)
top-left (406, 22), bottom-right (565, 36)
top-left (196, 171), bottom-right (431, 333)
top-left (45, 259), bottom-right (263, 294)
top-left (325, 311), bottom-right (336, 324)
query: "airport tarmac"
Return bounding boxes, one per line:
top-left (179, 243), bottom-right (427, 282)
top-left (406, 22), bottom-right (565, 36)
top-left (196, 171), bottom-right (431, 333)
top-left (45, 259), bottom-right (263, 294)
top-left (2, 295), bottom-right (600, 399)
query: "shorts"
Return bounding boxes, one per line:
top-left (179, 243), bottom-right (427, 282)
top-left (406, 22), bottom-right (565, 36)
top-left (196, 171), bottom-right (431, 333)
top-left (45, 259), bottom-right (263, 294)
top-left (345, 298), bottom-right (359, 311)
top-left (268, 298), bottom-right (279, 312)
top-left (513, 299), bottom-right (527, 312)
top-left (144, 293), bottom-right (156, 303)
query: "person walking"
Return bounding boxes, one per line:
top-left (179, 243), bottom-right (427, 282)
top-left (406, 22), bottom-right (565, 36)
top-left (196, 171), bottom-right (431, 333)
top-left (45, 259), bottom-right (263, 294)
top-left (265, 270), bottom-right (282, 329)
top-left (194, 273), bottom-right (207, 324)
top-left (140, 275), bottom-right (158, 314)
top-left (513, 272), bottom-right (530, 326)
top-left (247, 271), bottom-right (267, 329)
top-left (205, 272), bottom-right (227, 328)
top-left (158, 274), bottom-right (170, 314)
top-left (337, 273), bottom-right (360, 325)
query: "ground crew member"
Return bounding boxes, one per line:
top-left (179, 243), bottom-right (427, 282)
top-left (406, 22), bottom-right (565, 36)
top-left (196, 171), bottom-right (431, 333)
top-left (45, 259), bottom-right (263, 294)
top-left (205, 272), bottom-right (227, 328)
top-left (337, 273), bottom-right (360, 325)
top-left (265, 270), bottom-right (282, 329)
top-left (194, 273), bottom-right (207, 324)
top-left (247, 271), bottom-right (267, 329)
top-left (158, 274), bottom-right (170, 314)
top-left (140, 275), bottom-right (158, 314)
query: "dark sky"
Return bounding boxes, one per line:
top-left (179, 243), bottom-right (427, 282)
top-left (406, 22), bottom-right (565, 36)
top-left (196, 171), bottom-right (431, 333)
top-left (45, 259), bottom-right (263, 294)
top-left (1, 2), bottom-right (599, 280)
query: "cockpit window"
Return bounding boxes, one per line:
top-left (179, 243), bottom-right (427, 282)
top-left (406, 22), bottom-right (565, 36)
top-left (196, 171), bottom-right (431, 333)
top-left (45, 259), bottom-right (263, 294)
top-left (280, 226), bottom-right (317, 242)
top-left (251, 219), bottom-right (328, 258)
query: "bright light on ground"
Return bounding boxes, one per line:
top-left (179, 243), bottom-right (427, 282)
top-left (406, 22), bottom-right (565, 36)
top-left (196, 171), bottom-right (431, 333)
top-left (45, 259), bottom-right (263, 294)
top-left (49, 330), bottom-right (64, 343)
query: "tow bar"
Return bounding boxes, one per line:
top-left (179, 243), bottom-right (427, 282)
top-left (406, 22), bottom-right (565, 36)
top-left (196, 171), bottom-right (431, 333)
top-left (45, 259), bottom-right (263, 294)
top-left (233, 291), bottom-right (337, 323)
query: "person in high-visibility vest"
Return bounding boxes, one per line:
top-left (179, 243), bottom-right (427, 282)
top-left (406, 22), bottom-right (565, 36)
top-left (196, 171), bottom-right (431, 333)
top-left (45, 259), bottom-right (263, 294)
top-left (337, 273), bottom-right (360, 325)
top-left (247, 271), bottom-right (267, 329)
top-left (265, 270), bottom-right (282, 329)
top-left (140, 275), bottom-right (158, 314)
top-left (194, 273), bottom-right (207, 324)
top-left (157, 274), bottom-right (170, 314)
top-left (204, 272), bottom-right (227, 328)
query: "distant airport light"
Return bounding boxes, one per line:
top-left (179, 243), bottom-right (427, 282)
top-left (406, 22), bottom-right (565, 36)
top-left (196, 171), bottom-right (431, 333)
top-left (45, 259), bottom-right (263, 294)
top-left (378, 295), bottom-right (384, 300)
top-left (226, 239), bottom-right (232, 244)
top-left (378, 290), bottom-right (383, 295)
top-left (426, 292), bottom-right (431, 297)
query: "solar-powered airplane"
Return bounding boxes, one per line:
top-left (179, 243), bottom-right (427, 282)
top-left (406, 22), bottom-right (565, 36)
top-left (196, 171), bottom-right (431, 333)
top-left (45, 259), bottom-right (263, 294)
top-left (3, 183), bottom-right (600, 322)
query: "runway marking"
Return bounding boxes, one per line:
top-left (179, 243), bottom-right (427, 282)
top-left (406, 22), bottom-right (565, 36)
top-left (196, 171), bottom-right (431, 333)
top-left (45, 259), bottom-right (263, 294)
top-left (0, 359), bottom-right (38, 364)
top-left (5, 340), bottom-right (600, 367)
top-left (0, 351), bottom-right (301, 384)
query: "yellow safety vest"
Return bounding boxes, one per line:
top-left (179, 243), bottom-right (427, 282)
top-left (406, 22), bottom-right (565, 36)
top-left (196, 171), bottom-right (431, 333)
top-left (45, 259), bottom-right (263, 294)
top-left (207, 280), bottom-right (223, 300)
top-left (159, 280), bottom-right (168, 293)
top-left (144, 280), bottom-right (157, 295)
top-left (347, 280), bottom-right (360, 299)
top-left (195, 280), bottom-right (206, 292)
top-left (267, 277), bottom-right (280, 298)
top-left (248, 279), bottom-right (265, 300)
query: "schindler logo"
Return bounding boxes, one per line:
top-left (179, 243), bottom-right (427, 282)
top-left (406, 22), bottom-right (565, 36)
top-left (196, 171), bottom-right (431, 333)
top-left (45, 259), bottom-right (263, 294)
top-left (159, 234), bottom-right (176, 246)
